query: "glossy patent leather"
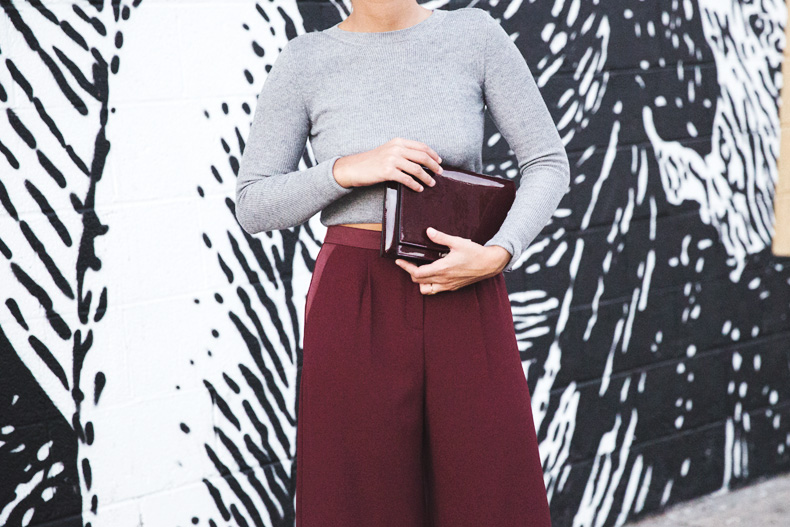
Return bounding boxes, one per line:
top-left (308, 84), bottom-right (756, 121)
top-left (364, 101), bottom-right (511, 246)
top-left (380, 163), bottom-right (516, 263)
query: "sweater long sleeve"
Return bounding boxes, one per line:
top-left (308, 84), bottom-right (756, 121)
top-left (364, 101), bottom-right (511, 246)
top-left (234, 8), bottom-right (570, 273)
top-left (478, 12), bottom-right (571, 271)
top-left (235, 42), bottom-right (353, 235)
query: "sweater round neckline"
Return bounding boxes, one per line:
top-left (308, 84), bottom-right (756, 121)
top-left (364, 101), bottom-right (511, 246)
top-left (325, 9), bottom-right (447, 43)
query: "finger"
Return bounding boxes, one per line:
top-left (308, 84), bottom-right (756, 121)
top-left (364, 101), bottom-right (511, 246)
top-left (396, 138), bottom-right (442, 165)
top-left (410, 259), bottom-right (446, 282)
top-left (395, 258), bottom-right (442, 283)
top-left (420, 282), bottom-right (443, 295)
top-left (389, 165), bottom-right (424, 192)
top-left (397, 157), bottom-right (437, 188)
top-left (400, 147), bottom-right (443, 179)
top-left (394, 258), bottom-right (420, 275)
top-left (425, 226), bottom-right (460, 249)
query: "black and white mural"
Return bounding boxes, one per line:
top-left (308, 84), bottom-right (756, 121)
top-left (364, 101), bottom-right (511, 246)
top-left (2, 1), bottom-right (789, 526)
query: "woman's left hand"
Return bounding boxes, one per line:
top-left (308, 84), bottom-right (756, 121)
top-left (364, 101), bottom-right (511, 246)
top-left (394, 227), bottom-right (512, 295)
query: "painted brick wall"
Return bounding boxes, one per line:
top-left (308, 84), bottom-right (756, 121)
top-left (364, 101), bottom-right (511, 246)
top-left (774, 0), bottom-right (790, 257)
top-left (1, 1), bottom-right (789, 526)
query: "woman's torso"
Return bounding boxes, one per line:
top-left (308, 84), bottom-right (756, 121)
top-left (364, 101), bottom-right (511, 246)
top-left (291, 8), bottom-right (489, 229)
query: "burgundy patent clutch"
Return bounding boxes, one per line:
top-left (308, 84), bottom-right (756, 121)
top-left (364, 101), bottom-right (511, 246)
top-left (380, 163), bottom-right (516, 263)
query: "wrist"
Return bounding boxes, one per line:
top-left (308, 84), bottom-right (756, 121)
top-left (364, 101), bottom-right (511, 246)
top-left (484, 245), bottom-right (512, 274)
top-left (333, 156), bottom-right (352, 189)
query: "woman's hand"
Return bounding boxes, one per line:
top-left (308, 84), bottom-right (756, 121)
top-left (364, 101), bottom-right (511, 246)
top-left (332, 137), bottom-right (443, 191)
top-left (394, 227), bottom-right (513, 295)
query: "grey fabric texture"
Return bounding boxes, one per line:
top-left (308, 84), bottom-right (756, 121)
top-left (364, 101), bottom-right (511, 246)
top-left (235, 7), bottom-right (570, 272)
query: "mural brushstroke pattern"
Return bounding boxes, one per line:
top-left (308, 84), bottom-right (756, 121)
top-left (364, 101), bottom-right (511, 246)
top-left (0, 1), bottom-right (142, 526)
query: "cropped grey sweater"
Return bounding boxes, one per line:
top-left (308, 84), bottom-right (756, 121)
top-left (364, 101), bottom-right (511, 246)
top-left (235, 7), bottom-right (570, 272)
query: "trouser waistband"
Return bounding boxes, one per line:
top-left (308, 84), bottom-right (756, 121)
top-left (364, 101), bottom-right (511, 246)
top-left (324, 224), bottom-right (382, 250)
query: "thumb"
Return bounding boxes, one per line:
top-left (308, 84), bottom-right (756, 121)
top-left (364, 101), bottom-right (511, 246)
top-left (426, 226), bottom-right (457, 248)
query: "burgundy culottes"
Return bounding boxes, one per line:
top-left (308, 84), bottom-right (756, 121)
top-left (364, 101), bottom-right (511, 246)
top-left (297, 224), bottom-right (551, 527)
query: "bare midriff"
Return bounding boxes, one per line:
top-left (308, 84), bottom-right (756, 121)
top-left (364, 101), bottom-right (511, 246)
top-left (338, 223), bottom-right (383, 231)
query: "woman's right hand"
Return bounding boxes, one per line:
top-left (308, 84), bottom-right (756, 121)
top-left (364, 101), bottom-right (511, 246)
top-left (332, 137), bottom-right (444, 192)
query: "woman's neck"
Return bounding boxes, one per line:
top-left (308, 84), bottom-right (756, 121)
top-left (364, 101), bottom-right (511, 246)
top-left (337, 2), bottom-right (432, 33)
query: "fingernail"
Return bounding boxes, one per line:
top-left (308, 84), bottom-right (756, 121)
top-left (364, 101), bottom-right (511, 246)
top-left (438, 156), bottom-right (443, 163)
top-left (430, 178), bottom-right (436, 186)
top-left (418, 186), bottom-right (424, 191)
top-left (427, 227), bottom-right (435, 234)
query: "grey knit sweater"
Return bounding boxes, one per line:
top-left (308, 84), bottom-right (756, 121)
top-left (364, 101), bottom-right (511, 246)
top-left (235, 7), bottom-right (570, 272)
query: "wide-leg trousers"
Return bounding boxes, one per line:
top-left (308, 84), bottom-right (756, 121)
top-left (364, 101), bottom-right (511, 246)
top-left (296, 224), bottom-right (551, 527)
